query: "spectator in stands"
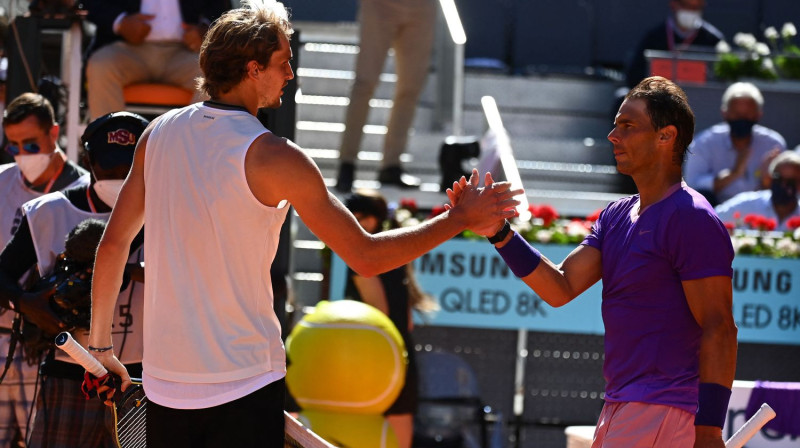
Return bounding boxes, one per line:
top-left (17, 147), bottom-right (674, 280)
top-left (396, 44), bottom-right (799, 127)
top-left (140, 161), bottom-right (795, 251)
top-left (625, 0), bottom-right (723, 88)
top-left (715, 151), bottom-right (800, 231)
top-left (0, 111), bottom-right (148, 448)
top-left (453, 77), bottom-right (737, 447)
top-left (0, 92), bottom-right (88, 448)
top-left (84, 0), bottom-right (230, 119)
top-left (335, 0), bottom-right (437, 191)
top-left (684, 82), bottom-right (787, 206)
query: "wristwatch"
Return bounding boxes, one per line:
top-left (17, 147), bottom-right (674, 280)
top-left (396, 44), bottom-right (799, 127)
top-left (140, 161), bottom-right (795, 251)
top-left (487, 220), bottom-right (512, 244)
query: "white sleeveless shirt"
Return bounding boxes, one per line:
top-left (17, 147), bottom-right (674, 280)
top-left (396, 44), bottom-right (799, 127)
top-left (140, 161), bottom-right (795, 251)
top-left (0, 163), bottom-right (88, 328)
top-left (23, 191), bottom-right (144, 364)
top-left (142, 104), bottom-right (288, 403)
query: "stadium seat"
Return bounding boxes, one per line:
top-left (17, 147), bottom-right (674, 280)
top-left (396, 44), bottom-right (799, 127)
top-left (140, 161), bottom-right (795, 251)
top-left (123, 83), bottom-right (194, 118)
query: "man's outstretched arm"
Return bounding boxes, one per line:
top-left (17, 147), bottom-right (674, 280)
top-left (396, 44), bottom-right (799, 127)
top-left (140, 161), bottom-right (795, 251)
top-left (245, 135), bottom-right (522, 277)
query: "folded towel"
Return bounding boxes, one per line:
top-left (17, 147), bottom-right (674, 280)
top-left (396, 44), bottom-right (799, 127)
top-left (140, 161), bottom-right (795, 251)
top-left (745, 380), bottom-right (800, 437)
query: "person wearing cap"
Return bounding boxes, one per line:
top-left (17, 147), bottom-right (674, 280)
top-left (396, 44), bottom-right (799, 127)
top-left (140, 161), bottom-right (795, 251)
top-left (715, 150), bottom-right (800, 232)
top-left (0, 92), bottom-right (88, 447)
top-left (0, 111), bottom-right (148, 447)
top-left (684, 81), bottom-right (787, 206)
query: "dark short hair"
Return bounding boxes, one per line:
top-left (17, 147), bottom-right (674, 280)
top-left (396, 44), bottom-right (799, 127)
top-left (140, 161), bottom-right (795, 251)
top-left (626, 76), bottom-right (695, 165)
top-left (197, 1), bottom-right (293, 98)
top-left (3, 92), bottom-right (55, 131)
top-left (344, 190), bottom-right (388, 224)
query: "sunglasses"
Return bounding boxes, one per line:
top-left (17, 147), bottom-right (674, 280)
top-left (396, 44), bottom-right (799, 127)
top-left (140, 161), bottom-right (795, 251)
top-left (5, 142), bottom-right (42, 156)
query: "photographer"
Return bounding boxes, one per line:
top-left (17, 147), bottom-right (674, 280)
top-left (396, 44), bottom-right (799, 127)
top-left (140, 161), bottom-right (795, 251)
top-left (0, 92), bottom-right (88, 447)
top-left (0, 112), bottom-right (147, 447)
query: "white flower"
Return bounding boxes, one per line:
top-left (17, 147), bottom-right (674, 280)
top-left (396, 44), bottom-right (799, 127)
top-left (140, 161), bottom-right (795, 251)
top-left (782, 22), bottom-right (797, 39)
top-left (565, 221), bottom-right (590, 238)
top-left (394, 208), bottom-right (413, 225)
top-left (513, 220), bottom-right (532, 234)
top-left (404, 217), bottom-right (420, 227)
top-left (755, 42), bottom-right (771, 56)
top-left (764, 27), bottom-right (779, 40)
top-left (762, 57), bottom-right (775, 71)
top-left (535, 229), bottom-right (553, 244)
top-left (734, 33), bottom-right (757, 50)
top-left (776, 238), bottom-right (799, 255)
top-left (716, 40), bottom-right (731, 54)
top-left (735, 236), bottom-right (758, 251)
top-left (761, 237), bottom-right (775, 248)
top-left (794, 227), bottom-right (800, 241)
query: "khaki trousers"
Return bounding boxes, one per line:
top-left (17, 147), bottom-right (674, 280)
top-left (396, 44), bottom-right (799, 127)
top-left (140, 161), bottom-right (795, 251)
top-left (86, 41), bottom-right (206, 120)
top-left (339, 0), bottom-right (437, 168)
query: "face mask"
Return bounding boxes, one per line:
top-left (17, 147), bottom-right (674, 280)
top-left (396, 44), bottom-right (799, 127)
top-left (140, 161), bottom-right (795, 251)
top-left (675, 9), bottom-right (702, 31)
top-left (771, 176), bottom-right (799, 207)
top-left (727, 119), bottom-right (757, 139)
top-left (15, 153), bottom-right (53, 183)
top-left (93, 179), bottom-right (125, 208)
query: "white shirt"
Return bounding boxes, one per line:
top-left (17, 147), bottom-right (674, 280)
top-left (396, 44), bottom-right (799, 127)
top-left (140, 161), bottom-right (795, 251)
top-left (715, 189), bottom-right (800, 232)
top-left (142, 103), bottom-right (288, 408)
top-left (113, 0), bottom-right (183, 42)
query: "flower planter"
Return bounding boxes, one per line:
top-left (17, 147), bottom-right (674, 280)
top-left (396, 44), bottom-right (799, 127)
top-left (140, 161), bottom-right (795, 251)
top-left (329, 240), bottom-right (800, 346)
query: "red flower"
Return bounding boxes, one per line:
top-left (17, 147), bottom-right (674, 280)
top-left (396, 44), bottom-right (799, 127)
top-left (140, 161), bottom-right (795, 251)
top-left (733, 211), bottom-right (741, 220)
top-left (399, 198), bottom-right (418, 214)
top-left (743, 214), bottom-right (763, 229)
top-left (528, 204), bottom-right (539, 217)
top-left (586, 209), bottom-right (603, 223)
top-left (429, 205), bottom-right (446, 218)
top-left (787, 216), bottom-right (800, 230)
top-left (534, 204), bottom-right (559, 227)
top-left (724, 221), bottom-right (736, 232)
top-left (743, 214), bottom-right (776, 231)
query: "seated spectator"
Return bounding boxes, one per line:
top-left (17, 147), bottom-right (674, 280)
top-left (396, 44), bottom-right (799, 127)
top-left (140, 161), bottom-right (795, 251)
top-left (715, 151), bottom-right (800, 232)
top-left (684, 82), bottom-right (786, 205)
top-left (84, 0), bottom-right (230, 119)
top-left (626, 0), bottom-right (723, 88)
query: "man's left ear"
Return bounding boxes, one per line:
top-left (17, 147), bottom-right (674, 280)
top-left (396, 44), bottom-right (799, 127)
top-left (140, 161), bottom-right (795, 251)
top-left (659, 125), bottom-right (677, 144)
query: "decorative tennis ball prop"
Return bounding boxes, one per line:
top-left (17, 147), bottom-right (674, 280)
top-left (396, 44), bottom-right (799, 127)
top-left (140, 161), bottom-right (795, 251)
top-left (286, 300), bottom-right (407, 414)
top-left (297, 410), bottom-right (399, 448)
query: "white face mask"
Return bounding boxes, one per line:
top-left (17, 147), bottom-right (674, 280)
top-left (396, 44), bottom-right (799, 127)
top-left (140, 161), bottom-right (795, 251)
top-left (675, 9), bottom-right (702, 31)
top-left (93, 179), bottom-right (125, 208)
top-left (15, 153), bottom-right (53, 183)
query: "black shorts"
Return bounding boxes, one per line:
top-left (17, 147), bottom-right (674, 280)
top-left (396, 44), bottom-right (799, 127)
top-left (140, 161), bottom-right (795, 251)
top-left (147, 378), bottom-right (286, 448)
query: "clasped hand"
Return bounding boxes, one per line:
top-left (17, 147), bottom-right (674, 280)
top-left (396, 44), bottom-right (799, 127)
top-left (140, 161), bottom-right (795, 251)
top-left (444, 169), bottom-right (523, 236)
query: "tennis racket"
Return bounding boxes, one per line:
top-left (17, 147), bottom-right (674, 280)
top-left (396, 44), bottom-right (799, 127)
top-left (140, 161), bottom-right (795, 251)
top-left (55, 332), bottom-right (147, 448)
top-left (725, 402), bottom-right (777, 448)
top-left (56, 332), bottom-right (335, 448)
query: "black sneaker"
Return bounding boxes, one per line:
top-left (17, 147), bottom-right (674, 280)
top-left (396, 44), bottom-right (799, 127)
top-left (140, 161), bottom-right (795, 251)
top-left (378, 165), bottom-right (421, 189)
top-left (335, 162), bottom-right (355, 192)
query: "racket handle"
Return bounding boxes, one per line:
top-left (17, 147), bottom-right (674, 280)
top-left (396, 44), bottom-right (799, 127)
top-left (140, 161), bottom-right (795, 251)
top-left (54, 332), bottom-right (108, 378)
top-left (725, 403), bottom-right (777, 448)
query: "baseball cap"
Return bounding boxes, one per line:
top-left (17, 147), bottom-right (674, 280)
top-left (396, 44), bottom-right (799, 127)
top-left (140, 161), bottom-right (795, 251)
top-left (81, 111), bottom-right (149, 169)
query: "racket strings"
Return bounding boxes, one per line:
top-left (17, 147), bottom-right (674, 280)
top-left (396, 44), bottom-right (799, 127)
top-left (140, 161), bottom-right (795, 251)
top-left (116, 394), bottom-right (148, 448)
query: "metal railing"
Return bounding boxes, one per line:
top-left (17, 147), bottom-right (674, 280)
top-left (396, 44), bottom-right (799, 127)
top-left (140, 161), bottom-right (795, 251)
top-left (433, 0), bottom-right (466, 136)
top-left (480, 95), bottom-right (531, 221)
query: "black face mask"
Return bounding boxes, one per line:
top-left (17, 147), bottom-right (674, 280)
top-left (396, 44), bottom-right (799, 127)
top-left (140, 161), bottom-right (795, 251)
top-left (728, 119), bottom-right (757, 138)
top-left (771, 176), bottom-right (799, 206)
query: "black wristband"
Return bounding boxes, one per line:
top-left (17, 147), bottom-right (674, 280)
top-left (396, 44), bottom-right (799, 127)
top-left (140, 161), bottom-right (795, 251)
top-left (487, 220), bottom-right (512, 244)
top-left (87, 345), bottom-right (114, 353)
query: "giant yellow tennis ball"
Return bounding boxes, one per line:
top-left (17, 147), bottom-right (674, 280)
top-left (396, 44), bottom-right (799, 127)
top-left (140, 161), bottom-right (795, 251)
top-left (298, 410), bottom-right (399, 448)
top-left (286, 300), bottom-right (407, 414)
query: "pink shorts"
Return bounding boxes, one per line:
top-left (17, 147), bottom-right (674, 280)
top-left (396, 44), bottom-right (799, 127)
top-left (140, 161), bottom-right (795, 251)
top-left (592, 401), bottom-right (695, 448)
